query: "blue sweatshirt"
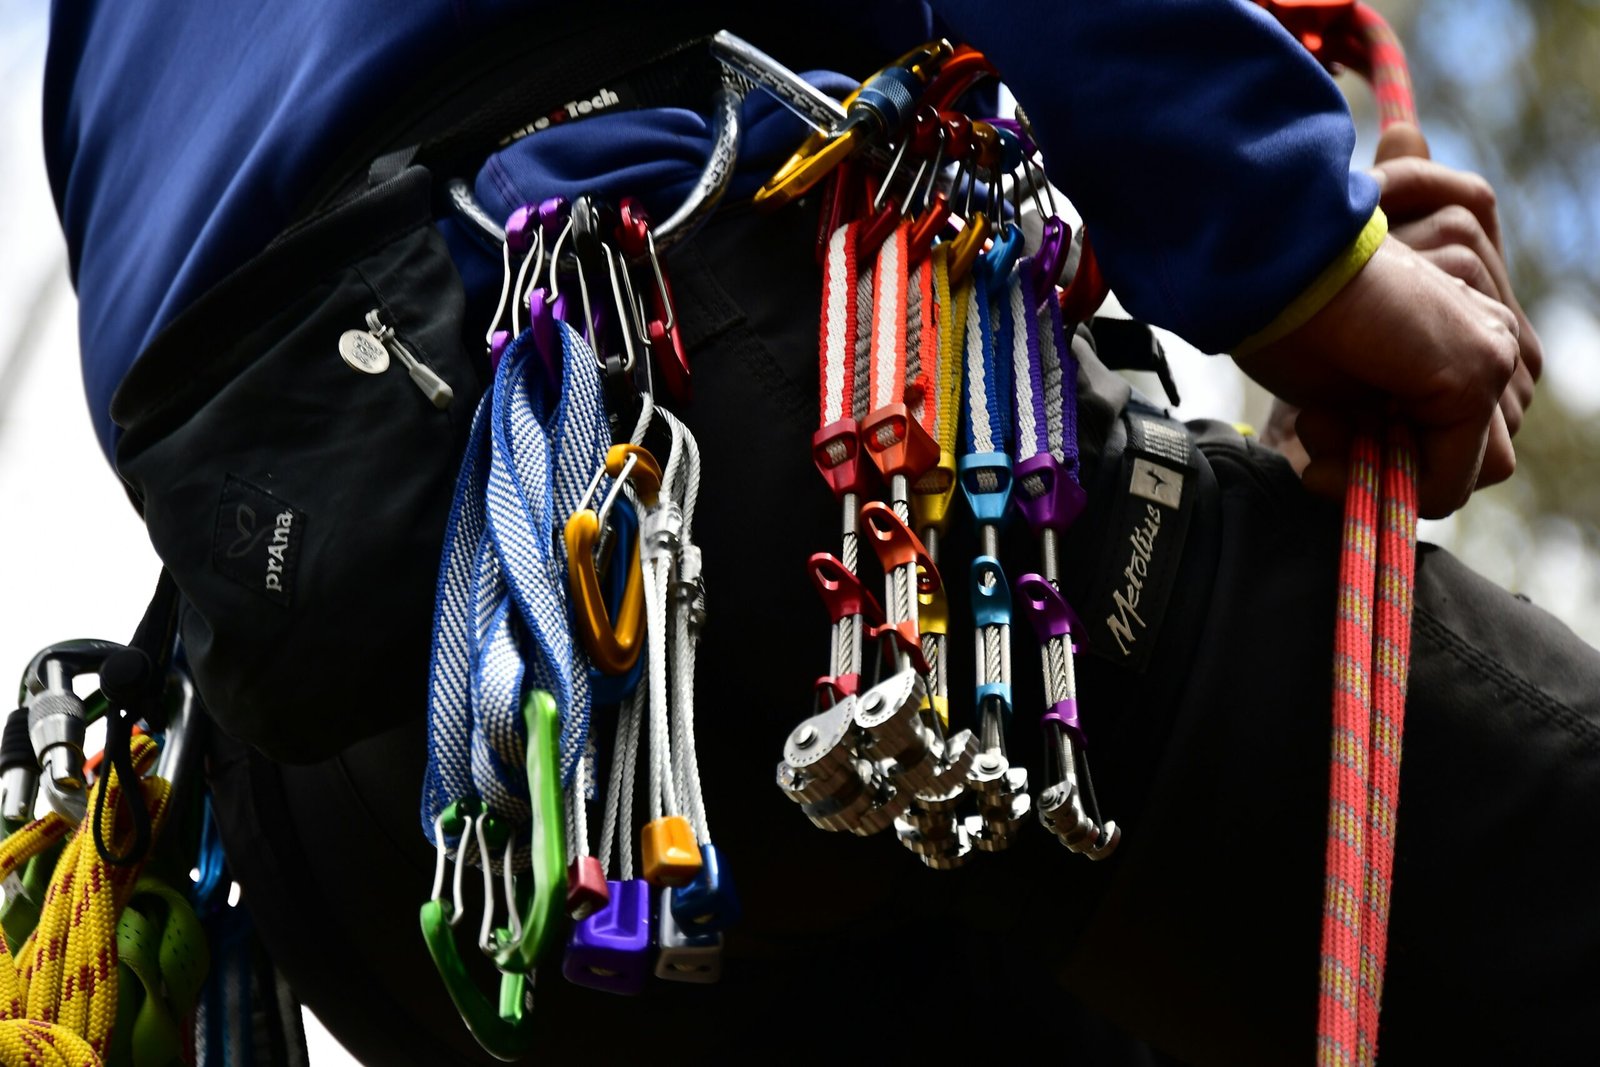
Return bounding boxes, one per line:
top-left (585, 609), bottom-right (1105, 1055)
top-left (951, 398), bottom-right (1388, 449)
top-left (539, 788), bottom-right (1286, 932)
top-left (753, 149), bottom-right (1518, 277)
top-left (44, 1), bottom-right (1378, 460)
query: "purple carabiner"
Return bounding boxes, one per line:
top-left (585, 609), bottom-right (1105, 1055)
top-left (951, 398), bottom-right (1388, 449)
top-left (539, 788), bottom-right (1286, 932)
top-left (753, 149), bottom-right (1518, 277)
top-left (526, 287), bottom-right (566, 394)
top-left (1030, 218), bottom-right (1070, 308)
top-left (505, 203), bottom-right (539, 256)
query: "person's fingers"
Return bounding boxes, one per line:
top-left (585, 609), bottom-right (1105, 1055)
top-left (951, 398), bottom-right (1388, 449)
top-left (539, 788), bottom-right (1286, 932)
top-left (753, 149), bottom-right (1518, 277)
top-left (1520, 316), bottom-right (1545, 383)
top-left (1391, 205), bottom-right (1509, 299)
top-left (1415, 245), bottom-right (1500, 302)
top-left (1499, 356), bottom-right (1536, 439)
top-left (1475, 404), bottom-right (1517, 491)
top-left (1236, 240), bottom-right (1519, 519)
top-left (1373, 122), bottom-right (1430, 165)
top-left (1390, 204), bottom-right (1543, 392)
top-left (1371, 157), bottom-right (1503, 255)
top-left (1295, 407), bottom-right (1354, 463)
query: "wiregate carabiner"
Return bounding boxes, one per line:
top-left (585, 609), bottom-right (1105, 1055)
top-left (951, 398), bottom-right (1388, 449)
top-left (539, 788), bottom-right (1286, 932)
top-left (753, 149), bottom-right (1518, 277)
top-left (21, 638), bottom-right (123, 824)
top-left (919, 44), bottom-right (998, 113)
top-left (615, 197), bottom-right (690, 405)
top-left (421, 801), bottom-right (537, 1062)
top-left (565, 445), bottom-right (663, 675)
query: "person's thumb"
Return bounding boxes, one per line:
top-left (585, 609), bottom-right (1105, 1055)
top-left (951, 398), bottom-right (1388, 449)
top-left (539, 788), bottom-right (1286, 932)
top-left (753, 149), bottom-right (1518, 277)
top-left (1374, 122), bottom-right (1431, 165)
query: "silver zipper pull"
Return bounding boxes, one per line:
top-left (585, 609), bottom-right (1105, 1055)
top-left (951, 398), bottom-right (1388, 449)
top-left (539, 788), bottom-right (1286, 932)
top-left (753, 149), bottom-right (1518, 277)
top-left (364, 309), bottom-right (454, 409)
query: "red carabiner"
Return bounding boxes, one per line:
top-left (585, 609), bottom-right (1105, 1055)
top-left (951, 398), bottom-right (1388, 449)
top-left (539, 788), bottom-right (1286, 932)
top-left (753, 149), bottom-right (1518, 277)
top-left (615, 198), bottom-right (691, 404)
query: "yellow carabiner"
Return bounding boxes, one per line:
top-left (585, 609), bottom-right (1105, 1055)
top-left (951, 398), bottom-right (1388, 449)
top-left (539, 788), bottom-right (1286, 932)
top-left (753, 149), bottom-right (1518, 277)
top-left (754, 40), bottom-right (955, 212)
top-left (566, 445), bottom-right (663, 675)
top-left (947, 211), bottom-right (990, 288)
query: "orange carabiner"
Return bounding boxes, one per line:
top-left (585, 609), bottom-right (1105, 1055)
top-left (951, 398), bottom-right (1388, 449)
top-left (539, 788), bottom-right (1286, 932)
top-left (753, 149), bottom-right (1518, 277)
top-left (920, 45), bottom-right (998, 112)
top-left (564, 445), bottom-right (663, 675)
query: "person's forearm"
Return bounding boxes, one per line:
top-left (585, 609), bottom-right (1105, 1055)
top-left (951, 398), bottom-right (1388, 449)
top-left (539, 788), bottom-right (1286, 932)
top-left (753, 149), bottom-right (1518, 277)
top-left (928, 0), bottom-right (1380, 352)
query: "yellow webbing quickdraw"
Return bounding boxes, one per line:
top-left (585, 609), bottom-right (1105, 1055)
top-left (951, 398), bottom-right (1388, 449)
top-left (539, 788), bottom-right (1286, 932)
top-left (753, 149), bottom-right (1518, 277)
top-left (0, 735), bottom-right (172, 1065)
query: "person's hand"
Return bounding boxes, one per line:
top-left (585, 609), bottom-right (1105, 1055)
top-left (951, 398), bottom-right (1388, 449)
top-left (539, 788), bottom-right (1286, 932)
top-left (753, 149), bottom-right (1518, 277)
top-left (1241, 125), bottom-right (1527, 519)
top-left (1368, 124), bottom-right (1542, 434)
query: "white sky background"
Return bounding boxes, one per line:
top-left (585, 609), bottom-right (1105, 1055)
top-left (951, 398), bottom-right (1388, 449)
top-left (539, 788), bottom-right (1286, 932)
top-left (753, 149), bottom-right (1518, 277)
top-left (1, 5), bottom-right (1596, 1065)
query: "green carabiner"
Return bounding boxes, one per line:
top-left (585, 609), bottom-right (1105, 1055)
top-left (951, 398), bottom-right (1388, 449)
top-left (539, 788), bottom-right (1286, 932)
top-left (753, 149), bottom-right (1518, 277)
top-left (421, 797), bottom-right (537, 1062)
top-left (420, 896), bottom-right (534, 1062)
top-left (420, 691), bottom-right (568, 1060)
top-left (489, 689), bottom-right (567, 973)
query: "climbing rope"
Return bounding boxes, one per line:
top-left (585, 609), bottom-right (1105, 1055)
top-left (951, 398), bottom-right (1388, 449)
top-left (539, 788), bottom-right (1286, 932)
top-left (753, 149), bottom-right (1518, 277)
top-left (1307, 7), bottom-right (1421, 1065)
top-left (0, 734), bottom-right (173, 1065)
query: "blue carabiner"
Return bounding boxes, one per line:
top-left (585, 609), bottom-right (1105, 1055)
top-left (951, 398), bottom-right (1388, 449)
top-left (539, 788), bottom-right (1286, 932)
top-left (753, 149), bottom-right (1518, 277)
top-left (588, 494), bottom-right (646, 705)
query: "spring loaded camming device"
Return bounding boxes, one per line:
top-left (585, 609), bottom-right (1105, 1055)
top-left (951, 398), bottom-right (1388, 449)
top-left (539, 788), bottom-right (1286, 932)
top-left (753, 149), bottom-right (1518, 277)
top-left (856, 222), bottom-right (977, 867)
top-left (1009, 216), bottom-right (1119, 859)
top-left (952, 227), bottom-right (1028, 854)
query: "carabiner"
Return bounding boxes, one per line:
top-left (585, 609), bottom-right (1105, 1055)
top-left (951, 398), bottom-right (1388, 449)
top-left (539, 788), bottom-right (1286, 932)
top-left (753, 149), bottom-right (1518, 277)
top-left (1029, 216), bottom-right (1070, 309)
top-left (421, 801), bottom-right (537, 1062)
top-left (565, 445), bottom-right (664, 675)
top-left (1253, 0), bottom-right (1359, 60)
top-left (587, 494), bottom-right (647, 705)
top-left (946, 211), bottom-right (990, 288)
top-left (755, 40), bottom-right (953, 210)
top-left (616, 198), bottom-right (690, 405)
top-left (486, 690), bottom-right (569, 974)
top-left (919, 44), bottom-right (998, 112)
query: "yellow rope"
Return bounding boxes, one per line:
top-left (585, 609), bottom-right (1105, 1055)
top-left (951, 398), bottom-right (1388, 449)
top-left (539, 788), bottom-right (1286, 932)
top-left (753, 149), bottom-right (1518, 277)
top-left (0, 736), bottom-right (172, 1066)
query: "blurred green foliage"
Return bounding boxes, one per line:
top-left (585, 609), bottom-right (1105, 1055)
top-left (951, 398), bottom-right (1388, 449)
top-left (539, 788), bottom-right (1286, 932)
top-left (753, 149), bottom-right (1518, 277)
top-left (1350, 1), bottom-right (1600, 640)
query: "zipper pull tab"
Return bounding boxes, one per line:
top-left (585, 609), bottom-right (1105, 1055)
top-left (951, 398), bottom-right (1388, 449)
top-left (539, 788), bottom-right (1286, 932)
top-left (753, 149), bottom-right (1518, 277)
top-left (364, 310), bottom-right (454, 409)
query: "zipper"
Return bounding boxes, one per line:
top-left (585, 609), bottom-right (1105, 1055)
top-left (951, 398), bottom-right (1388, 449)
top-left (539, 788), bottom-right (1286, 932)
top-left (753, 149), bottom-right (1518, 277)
top-left (339, 309), bottom-right (454, 409)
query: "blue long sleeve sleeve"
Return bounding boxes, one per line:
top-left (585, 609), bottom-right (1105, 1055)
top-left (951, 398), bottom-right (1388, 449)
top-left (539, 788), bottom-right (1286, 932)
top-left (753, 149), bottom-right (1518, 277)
top-left (930, 0), bottom-right (1382, 353)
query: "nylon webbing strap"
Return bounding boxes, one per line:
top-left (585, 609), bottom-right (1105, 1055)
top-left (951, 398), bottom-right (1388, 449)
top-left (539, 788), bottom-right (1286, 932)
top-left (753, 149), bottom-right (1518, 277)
top-left (868, 223), bottom-right (909, 418)
top-left (820, 222), bottom-right (863, 429)
top-left (1013, 263), bottom-right (1082, 491)
top-left (425, 321), bottom-right (608, 848)
top-left (931, 246), bottom-right (964, 463)
top-left (962, 269), bottom-right (1004, 457)
top-left (907, 253), bottom-right (937, 441)
top-left (1011, 261), bottom-right (1045, 462)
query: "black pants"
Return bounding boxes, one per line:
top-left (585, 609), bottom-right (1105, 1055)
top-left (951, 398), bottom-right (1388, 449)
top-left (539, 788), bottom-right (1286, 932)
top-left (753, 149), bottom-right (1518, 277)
top-left (208, 201), bottom-right (1600, 1066)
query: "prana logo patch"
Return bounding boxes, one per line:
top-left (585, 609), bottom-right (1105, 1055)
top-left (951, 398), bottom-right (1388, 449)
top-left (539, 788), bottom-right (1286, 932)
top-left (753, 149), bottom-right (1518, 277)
top-left (214, 475), bottom-right (305, 607)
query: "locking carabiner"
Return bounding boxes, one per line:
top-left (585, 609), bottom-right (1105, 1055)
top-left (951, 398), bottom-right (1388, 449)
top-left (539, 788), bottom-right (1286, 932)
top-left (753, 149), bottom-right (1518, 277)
top-left (755, 40), bottom-right (954, 211)
top-left (565, 445), bottom-right (664, 675)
